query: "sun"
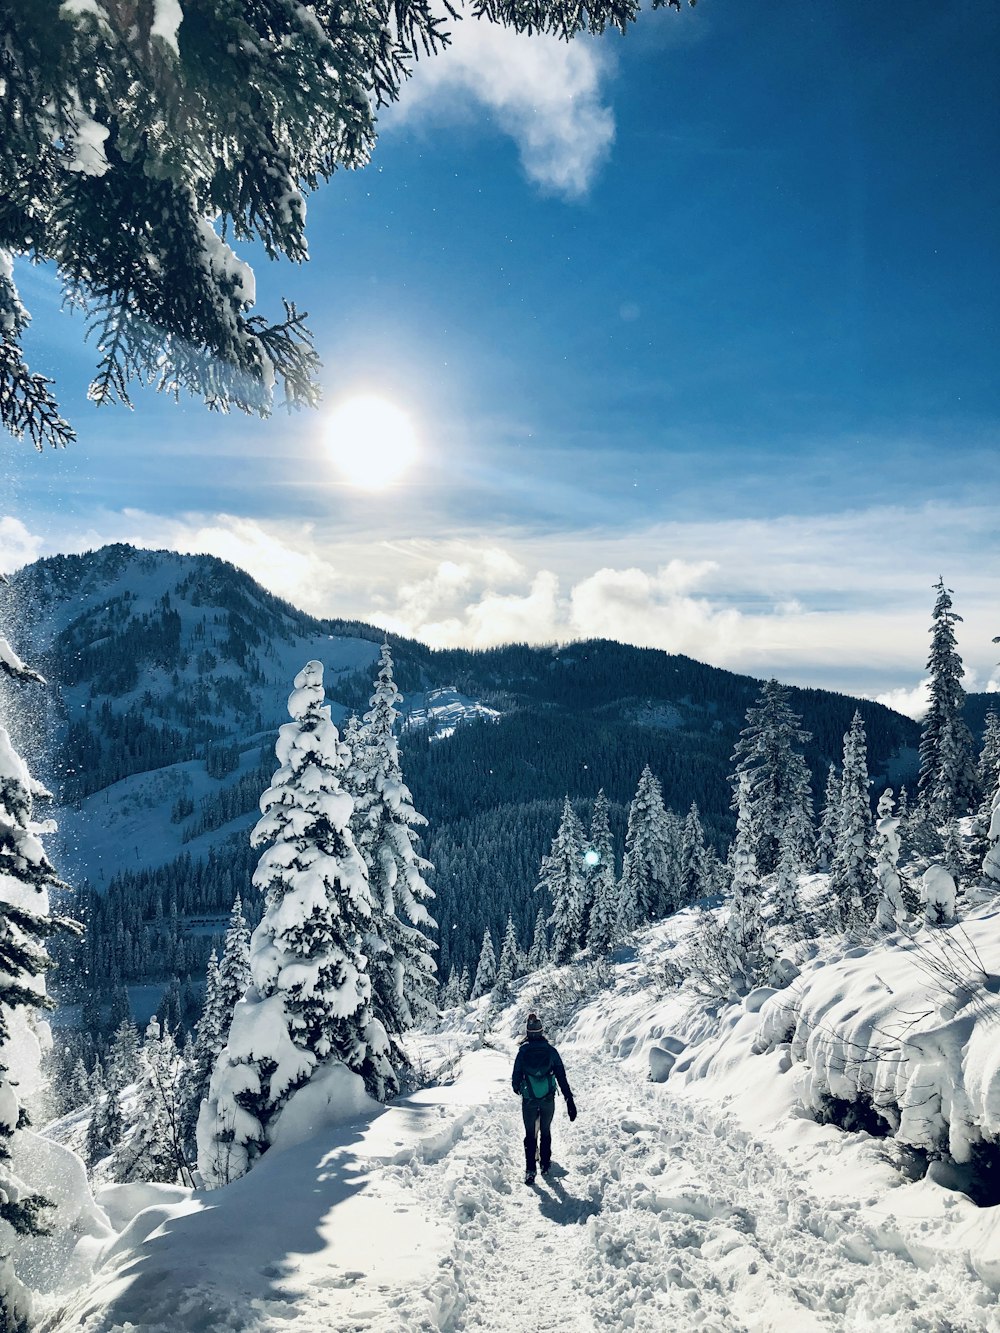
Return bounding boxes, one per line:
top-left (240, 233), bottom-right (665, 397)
top-left (325, 395), bottom-right (419, 490)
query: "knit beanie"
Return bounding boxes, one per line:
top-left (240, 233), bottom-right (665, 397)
top-left (526, 1013), bottom-right (544, 1035)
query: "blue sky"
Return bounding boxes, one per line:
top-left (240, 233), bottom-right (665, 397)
top-left (3, 0), bottom-right (999, 706)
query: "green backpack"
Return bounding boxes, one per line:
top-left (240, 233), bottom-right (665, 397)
top-left (521, 1056), bottom-right (556, 1101)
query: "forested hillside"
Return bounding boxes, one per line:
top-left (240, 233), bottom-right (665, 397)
top-left (0, 543), bottom-right (942, 1020)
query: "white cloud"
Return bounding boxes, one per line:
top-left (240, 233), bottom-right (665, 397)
top-left (875, 678), bottom-right (931, 721)
top-left (387, 20), bottom-right (616, 198)
top-left (0, 517), bottom-right (44, 575)
top-left (17, 499), bottom-right (1000, 707)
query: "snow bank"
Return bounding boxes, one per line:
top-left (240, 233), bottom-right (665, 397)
top-left (753, 906), bottom-right (1000, 1164)
top-left (45, 1046), bottom-right (508, 1332)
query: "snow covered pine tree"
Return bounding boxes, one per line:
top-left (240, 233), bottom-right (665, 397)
top-left (197, 661), bottom-right (394, 1188)
top-left (0, 603), bottom-right (75, 1330)
top-left (538, 798), bottom-right (587, 964)
top-left (918, 579), bottom-right (979, 821)
top-left (349, 645), bottom-right (437, 1065)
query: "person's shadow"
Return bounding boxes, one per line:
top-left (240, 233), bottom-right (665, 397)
top-left (531, 1173), bottom-right (601, 1225)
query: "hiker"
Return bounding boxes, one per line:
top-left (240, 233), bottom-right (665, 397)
top-left (512, 1012), bottom-right (577, 1184)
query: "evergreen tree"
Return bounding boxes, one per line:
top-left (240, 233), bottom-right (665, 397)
top-left (69, 1056), bottom-right (92, 1109)
top-left (830, 712), bottom-right (874, 926)
top-left (617, 767), bottom-right (672, 932)
top-left (439, 967), bottom-right (461, 1009)
top-left (107, 1019), bottom-right (141, 1091)
top-left (351, 645), bottom-right (437, 1047)
top-left (470, 929), bottom-right (497, 1000)
top-left (457, 966), bottom-right (472, 1003)
top-left (982, 763), bottom-right (1000, 888)
top-left (978, 710), bottom-right (1000, 793)
top-left (873, 790), bottom-right (905, 931)
top-left (197, 661), bottom-right (393, 1188)
top-left (715, 772), bottom-right (774, 996)
top-left (493, 916), bottom-right (520, 1006)
top-left (526, 909), bottom-right (549, 971)
top-left (586, 790), bottom-right (618, 954)
top-left (917, 579), bottom-right (978, 820)
top-left (539, 797), bottom-right (587, 964)
top-left (0, 620), bottom-right (73, 1328)
top-left (941, 819), bottom-right (967, 888)
top-left (679, 802), bottom-right (711, 907)
top-left (730, 679), bottom-right (814, 877)
top-left (971, 711), bottom-right (1000, 863)
top-left (113, 1017), bottom-right (188, 1185)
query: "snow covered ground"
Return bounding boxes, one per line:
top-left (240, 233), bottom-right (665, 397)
top-left (36, 907), bottom-right (1000, 1332)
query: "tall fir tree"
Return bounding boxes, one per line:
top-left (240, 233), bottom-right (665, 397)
top-left (0, 614), bottom-right (74, 1330)
top-left (730, 679), bottom-right (814, 877)
top-left (539, 797), bottom-right (587, 964)
top-left (526, 909), bottom-right (549, 971)
top-left (617, 767), bottom-right (672, 932)
top-left (493, 916), bottom-right (520, 1007)
top-left (586, 790), bottom-right (618, 954)
top-left (830, 712), bottom-right (874, 927)
top-left (679, 802), bottom-right (711, 907)
top-left (470, 929), bottom-right (497, 1000)
top-left (917, 579), bottom-right (978, 820)
top-left (197, 661), bottom-right (394, 1188)
top-left (815, 765), bottom-right (840, 873)
top-left (350, 645), bottom-right (437, 1047)
top-left (971, 710), bottom-right (1000, 861)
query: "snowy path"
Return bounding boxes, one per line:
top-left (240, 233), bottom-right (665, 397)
top-left (44, 1042), bottom-right (1000, 1332)
top-left (391, 1048), bottom-right (1000, 1333)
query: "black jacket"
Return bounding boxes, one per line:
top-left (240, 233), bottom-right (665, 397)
top-left (512, 1034), bottom-right (572, 1100)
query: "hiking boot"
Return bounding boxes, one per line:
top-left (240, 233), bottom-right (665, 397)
top-left (540, 1162), bottom-right (551, 1176)
top-left (524, 1170), bottom-right (536, 1185)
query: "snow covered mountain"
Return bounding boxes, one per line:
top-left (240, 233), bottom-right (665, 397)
top-left (0, 543), bottom-right (935, 992)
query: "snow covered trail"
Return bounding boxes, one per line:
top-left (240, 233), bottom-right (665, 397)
top-left (396, 1047), bottom-right (1000, 1333)
top-left (44, 1040), bottom-right (1000, 1332)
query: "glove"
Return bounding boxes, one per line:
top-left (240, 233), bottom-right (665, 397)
top-left (566, 1095), bottom-right (577, 1122)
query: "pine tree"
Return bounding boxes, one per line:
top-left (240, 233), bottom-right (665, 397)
top-left (493, 916), bottom-right (520, 1006)
top-left (982, 763), bottom-right (1000, 888)
top-left (526, 909), bottom-right (549, 971)
top-left (107, 1019), bottom-right (141, 1091)
top-left (458, 966), bottom-right (472, 1003)
top-left (730, 680), bottom-right (814, 877)
top-left (978, 710), bottom-right (1000, 794)
top-left (941, 819), bottom-right (966, 888)
top-left (586, 790), bottom-right (618, 954)
top-left (539, 797), bottom-right (587, 964)
top-left (113, 1018), bottom-right (188, 1185)
top-left (617, 767), bottom-right (672, 932)
top-left (470, 929), bottom-right (497, 1000)
top-left (830, 712), bottom-right (874, 927)
top-left (918, 579), bottom-right (978, 820)
top-left (351, 645), bottom-right (437, 1048)
top-left (439, 967), bottom-right (461, 1009)
top-left (971, 711), bottom-right (1000, 863)
top-left (0, 618), bottom-right (73, 1329)
top-left (197, 661), bottom-right (394, 1188)
top-left (873, 790), bottom-right (905, 931)
top-left (714, 772), bottom-right (774, 996)
top-left (679, 802), bottom-right (711, 907)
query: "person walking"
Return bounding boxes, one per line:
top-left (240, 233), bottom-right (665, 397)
top-left (512, 1012), bottom-right (577, 1184)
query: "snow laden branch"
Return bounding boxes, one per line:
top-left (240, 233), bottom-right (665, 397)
top-left (0, 0), bottom-right (691, 446)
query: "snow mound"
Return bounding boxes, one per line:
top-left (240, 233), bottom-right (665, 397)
top-left (753, 906), bottom-right (1000, 1166)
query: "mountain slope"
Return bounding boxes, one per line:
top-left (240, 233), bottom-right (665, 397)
top-left (0, 543), bottom-right (936, 992)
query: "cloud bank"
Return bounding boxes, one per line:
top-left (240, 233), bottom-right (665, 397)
top-left (7, 500), bottom-right (999, 708)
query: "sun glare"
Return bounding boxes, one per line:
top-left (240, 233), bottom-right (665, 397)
top-left (325, 395), bottom-right (419, 490)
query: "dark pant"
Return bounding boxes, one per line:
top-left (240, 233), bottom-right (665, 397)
top-left (521, 1095), bottom-right (556, 1171)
